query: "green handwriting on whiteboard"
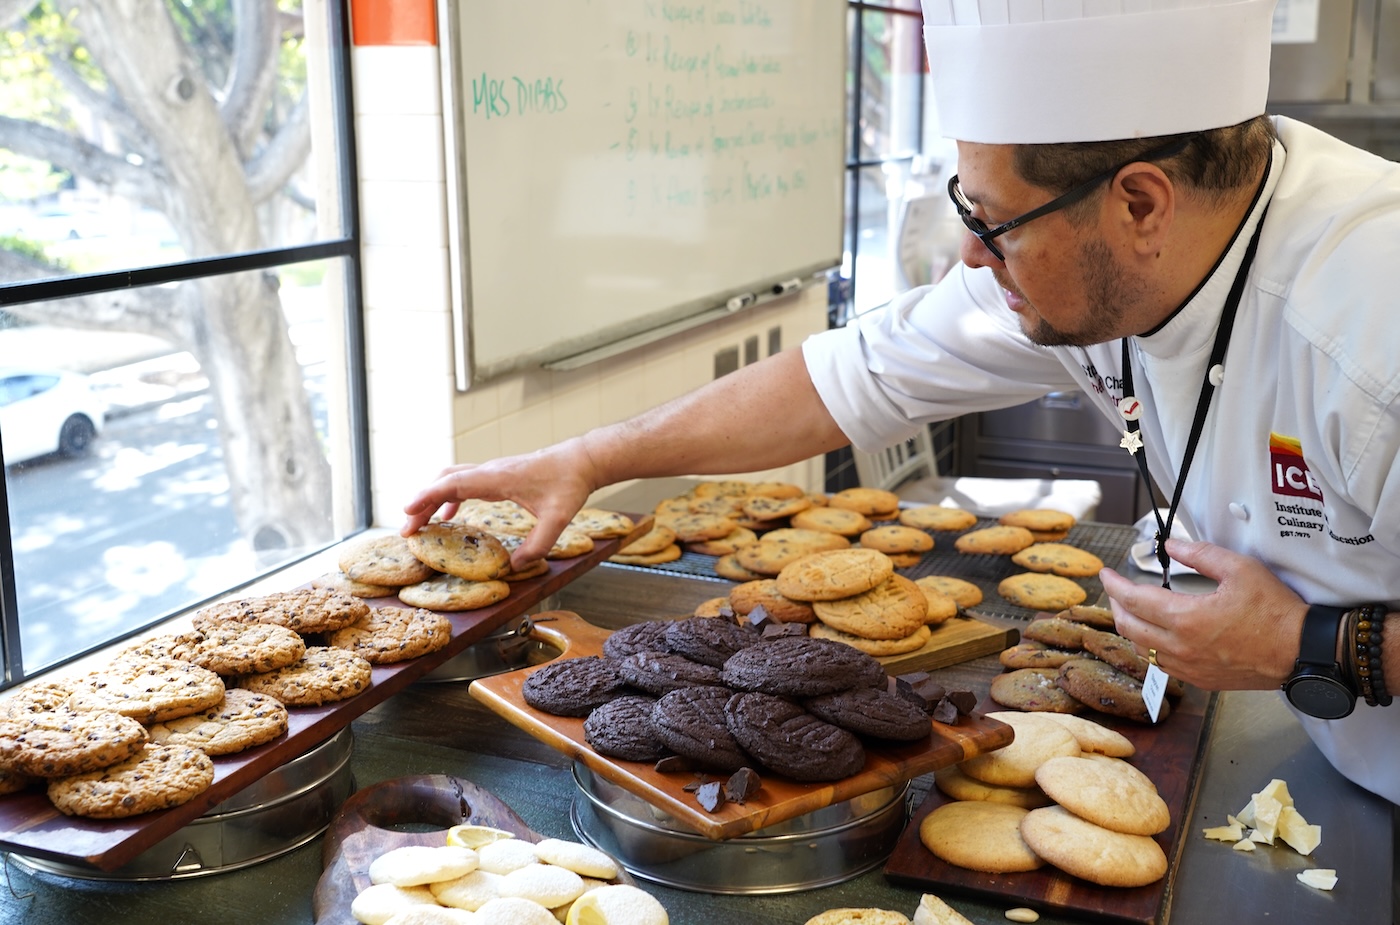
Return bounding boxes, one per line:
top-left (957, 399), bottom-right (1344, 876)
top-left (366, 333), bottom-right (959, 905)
top-left (471, 74), bottom-right (569, 119)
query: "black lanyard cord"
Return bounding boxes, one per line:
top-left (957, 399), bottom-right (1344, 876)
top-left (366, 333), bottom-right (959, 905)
top-left (1120, 206), bottom-right (1269, 589)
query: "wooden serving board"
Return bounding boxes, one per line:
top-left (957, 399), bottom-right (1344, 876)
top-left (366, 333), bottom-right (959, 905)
top-left (876, 615), bottom-right (1017, 676)
top-left (311, 774), bottom-right (634, 925)
top-left (0, 520), bottom-right (652, 874)
top-left (883, 685), bottom-right (1214, 925)
top-left (469, 611), bottom-right (1014, 841)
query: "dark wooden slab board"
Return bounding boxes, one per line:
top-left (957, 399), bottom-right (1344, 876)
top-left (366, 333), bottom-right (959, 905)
top-left (470, 611), bottom-right (1015, 841)
top-left (882, 685), bottom-right (1214, 925)
top-left (312, 774), bottom-right (633, 925)
top-left (0, 520), bottom-right (651, 874)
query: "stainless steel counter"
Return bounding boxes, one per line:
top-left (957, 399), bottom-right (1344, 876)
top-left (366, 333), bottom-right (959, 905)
top-left (0, 559), bottom-right (1390, 925)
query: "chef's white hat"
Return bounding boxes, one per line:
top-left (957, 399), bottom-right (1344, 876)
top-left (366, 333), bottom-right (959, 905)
top-left (922, 0), bottom-right (1277, 143)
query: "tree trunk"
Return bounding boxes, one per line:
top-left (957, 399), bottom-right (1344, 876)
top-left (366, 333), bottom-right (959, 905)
top-left (34, 0), bottom-right (336, 550)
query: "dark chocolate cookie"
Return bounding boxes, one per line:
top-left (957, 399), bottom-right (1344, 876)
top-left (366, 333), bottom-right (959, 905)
top-left (521, 656), bottom-right (629, 717)
top-left (663, 616), bottom-right (760, 668)
top-left (803, 686), bottom-right (932, 742)
top-left (720, 636), bottom-right (887, 697)
top-left (724, 692), bottom-right (866, 781)
top-left (583, 695), bottom-right (662, 762)
top-left (602, 621), bottom-right (674, 660)
top-left (615, 650), bottom-right (724, 695)
top-left (649, 686), bottom-right (749, 771)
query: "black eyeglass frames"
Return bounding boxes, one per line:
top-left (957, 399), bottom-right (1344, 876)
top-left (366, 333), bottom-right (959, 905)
top-left (947, 134), bottom-right (1196, 261)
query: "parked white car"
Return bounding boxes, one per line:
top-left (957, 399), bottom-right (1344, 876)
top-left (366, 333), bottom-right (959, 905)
top-left (0, 367), bottom-right (107, 465)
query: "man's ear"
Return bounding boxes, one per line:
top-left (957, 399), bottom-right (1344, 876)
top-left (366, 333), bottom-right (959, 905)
top-left (1113, 164), bottom-right (1175, 255)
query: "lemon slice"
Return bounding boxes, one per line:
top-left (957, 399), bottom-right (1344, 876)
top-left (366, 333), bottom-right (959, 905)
top-left (445, 824), bottom-right (516, 849)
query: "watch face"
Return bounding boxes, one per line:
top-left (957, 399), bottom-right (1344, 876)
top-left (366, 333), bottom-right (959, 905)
top-left (1286, 675), bottom-right (1355, 720)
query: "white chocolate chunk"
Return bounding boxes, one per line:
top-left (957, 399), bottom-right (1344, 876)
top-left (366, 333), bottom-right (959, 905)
top-left (1297, 869), bottom-right (1338, 890)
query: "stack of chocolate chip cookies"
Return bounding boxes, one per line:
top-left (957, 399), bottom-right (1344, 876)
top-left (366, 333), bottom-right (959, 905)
top-left (0, 642), bottom-right (278, 819)
top-left (992, 605), bottom-right (1185, 723)
top-left (921, 710), bottom-right (1171, 888)
top-left (322, 504), bottom-right (634, 609)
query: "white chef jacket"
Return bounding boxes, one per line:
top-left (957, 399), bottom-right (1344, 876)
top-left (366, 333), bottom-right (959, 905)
top-left (803, 116), bottom-right (1400, 804)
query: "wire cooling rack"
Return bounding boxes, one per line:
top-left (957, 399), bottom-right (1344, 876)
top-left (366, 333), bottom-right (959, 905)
top-left (602, 517), bottom-right (1141, 622)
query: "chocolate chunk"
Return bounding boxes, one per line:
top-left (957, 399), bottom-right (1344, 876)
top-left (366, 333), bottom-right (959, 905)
top-left (724, 767), bottom-right (762, 803)
top-left (653, 755), bottom-right (693, 774)
top-left (761, 621), bottom-right (808, 639)
top-left (908, 678), bottom-right (948, 710)
top-left (931, 698), bottom-right (960, 724)
top-left (945, 688), bottom-right (979, 715)
top-left (744, 604), bottom-right (772, 628)
top-left (696, 780), bottom-right (727, 812)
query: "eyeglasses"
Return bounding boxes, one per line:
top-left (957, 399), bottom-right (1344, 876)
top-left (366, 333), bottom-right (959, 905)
top-left (947, 135), bottom-right (1195, 261)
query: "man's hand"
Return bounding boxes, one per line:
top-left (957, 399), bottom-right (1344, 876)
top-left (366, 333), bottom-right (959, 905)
top-left (400, 438), bottom-right (600, 568)
top-left (1099, 537), bottom-right (1308, 691)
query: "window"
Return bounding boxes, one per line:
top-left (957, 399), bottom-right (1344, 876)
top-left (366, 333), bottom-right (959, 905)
top-left (842, 0), bottom-right (935, 320)
top-left (0, 0), bottom-right (367, 678)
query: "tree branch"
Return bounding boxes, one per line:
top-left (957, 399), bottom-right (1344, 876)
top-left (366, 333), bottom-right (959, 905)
top-left (0, 251), bottom-right (185, 340)
top-left (221, 0), bottom-right (281, 158)
top-left (45, 55), bottom-right (162, 175)
top-left (0, 115), bottom-right (162, 207)
top-left (245, 90), bottom-right (311, 204)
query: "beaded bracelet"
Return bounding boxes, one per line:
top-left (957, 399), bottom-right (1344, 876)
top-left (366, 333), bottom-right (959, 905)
top-left (1341, 606), bottom-right (1365, 699)
top-left (1352, 604), bottom-right (1392, 708)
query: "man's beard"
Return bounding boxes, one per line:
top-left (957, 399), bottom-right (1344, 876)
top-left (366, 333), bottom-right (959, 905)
top-left (1015, 239), bottom-right (1137, 347)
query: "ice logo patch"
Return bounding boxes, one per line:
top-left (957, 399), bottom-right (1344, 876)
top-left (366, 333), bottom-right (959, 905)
top-left (1269, 433), bottom-right (1322, 502)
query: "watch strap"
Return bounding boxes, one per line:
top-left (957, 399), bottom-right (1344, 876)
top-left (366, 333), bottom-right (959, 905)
top-left (1297, 604), bottom-right (1347, 669)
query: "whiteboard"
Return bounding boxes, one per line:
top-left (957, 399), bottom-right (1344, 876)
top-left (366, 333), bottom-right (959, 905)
top-left (440, 0), bottom-right (847, 384)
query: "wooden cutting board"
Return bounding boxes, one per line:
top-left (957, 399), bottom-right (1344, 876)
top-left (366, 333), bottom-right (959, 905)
top-left (469, 611), bottom-right (1015, 841)
top-left (882, 685), bottom-right (1213, 925)
top-left (876, 615), bottom-right (1017, 675)
top-left (311, 774), bottom-right (635, 925)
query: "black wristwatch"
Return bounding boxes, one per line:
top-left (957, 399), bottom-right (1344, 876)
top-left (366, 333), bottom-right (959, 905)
top-left (1282, 604), bottom-right (1356, 719)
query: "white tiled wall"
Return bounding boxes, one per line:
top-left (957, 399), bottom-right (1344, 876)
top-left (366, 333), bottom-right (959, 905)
top-left (352, 45), bottom-right (828, 527)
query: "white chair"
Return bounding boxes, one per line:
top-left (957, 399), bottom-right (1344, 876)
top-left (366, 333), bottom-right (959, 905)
top-left (850, 424), bottom-right (1103, 520)
top-left (851, 427), bottom-right (938, 493)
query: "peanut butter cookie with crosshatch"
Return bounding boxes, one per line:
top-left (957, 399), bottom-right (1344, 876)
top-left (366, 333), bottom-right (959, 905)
top-left (811, 573), bottom-right (930, 641)
top-left (775, 547), bottom-right (895, 602)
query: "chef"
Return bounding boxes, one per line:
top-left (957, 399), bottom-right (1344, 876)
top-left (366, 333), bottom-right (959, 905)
top-left (404, 0), bottom-right (1400, 803)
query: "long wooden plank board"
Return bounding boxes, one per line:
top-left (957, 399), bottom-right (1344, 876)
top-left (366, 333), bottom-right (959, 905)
top-left (0, 521), bottom-right (651, 873)
top-left (882, 685), bottom-right (1213, 925)
top-left (469, 611), bottom-right (1014, 841)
